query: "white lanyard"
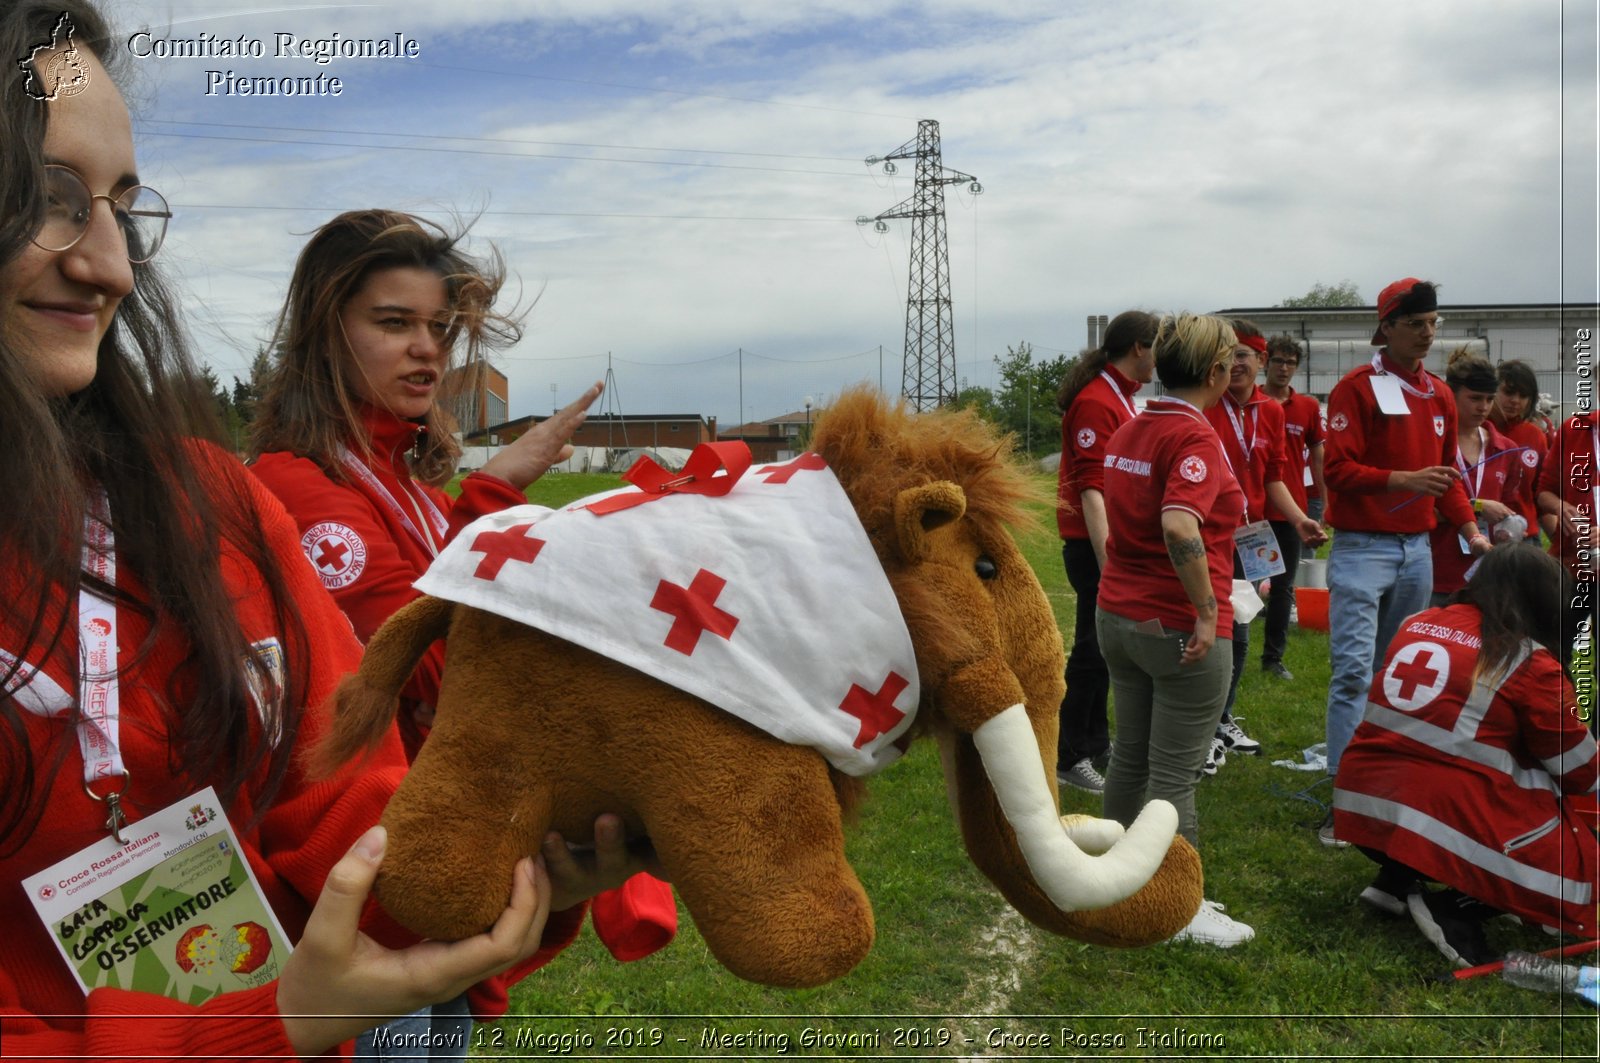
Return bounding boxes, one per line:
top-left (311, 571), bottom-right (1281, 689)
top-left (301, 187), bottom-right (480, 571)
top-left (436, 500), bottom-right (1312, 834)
top-left (1370, 352), bottom-right (1435, 400)
top-left (1147, 396), bottom-right (1241, 486)
top-left (1455, 428), bottom-right (1486, 500)
top-left (1223, 393), bottom-right (1259, 462)
top-left (79, 497), bottom-right (130, 842)
top-left (338, 445), bottom-right (448, 557)
top-left (1099, 370), bottom-right (1137, 420)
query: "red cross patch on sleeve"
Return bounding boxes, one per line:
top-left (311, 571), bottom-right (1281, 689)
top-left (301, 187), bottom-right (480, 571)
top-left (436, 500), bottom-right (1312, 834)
top-left (302, 522), bottom-right (368, 589)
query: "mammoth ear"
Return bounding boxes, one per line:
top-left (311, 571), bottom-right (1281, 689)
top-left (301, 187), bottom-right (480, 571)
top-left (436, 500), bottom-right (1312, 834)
top-left (893, 481), bottom-right (966, 564)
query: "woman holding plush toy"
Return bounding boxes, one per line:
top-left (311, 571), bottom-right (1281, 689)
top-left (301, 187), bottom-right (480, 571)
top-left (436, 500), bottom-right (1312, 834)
top-left (247, 209), bottom-right (676, 1049)
top-left (0, 3), bottom-right (658, 1057)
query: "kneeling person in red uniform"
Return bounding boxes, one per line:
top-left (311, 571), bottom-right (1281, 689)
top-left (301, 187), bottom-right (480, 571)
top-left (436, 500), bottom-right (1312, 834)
top-left (1333, 544), bottom-right (1597, 968)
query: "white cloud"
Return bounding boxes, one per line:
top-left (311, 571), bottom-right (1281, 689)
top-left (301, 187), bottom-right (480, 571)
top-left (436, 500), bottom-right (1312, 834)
top-left (106, 0), bottom-right (1595, 423)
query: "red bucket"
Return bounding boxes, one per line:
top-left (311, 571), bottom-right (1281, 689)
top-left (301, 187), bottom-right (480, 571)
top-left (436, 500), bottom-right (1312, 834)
top-left (1296, 587), bottom-right (1329, 632)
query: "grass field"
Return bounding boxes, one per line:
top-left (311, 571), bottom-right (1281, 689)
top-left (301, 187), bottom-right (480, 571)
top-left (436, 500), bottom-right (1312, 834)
top-left (459, 470), bottom-right (1597, 1060)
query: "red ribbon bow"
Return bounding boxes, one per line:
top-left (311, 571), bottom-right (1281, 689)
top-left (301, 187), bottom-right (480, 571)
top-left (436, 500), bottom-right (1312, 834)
top-left (585, 441), bottom-right (753, 516)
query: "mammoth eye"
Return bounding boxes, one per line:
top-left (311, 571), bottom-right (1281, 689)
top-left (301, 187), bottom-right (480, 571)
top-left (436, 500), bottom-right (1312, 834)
top-left (975, 555), bottom-right (998, 580)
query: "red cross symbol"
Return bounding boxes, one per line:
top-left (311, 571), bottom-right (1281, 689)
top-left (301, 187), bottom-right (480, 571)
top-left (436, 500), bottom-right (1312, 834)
top-left (1390, 651), bottom-right (1441, 702)
top-left (758, 452), bottom-right (827, 484)
top-left (313, 538), bottom-right (349, 572)
top-left (839, 671), bottom-right (910, 748)
top-left (469, 524), bottom-right (545, 580)
top-left (651, 569), bottom-right (739, 655)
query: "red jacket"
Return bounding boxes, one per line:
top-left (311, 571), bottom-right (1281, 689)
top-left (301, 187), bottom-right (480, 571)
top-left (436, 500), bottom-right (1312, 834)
top-left (1428, 424), bottom-right (1524, 595)
top-left (1489, 411), bottom-right (1550, 535)
top-left (1056, 364), bottom-right (1142, 539)
top-left (1266, 388), bottom-right (1324, 520)
top-left (1535, 413), bottom-right (1597, 576)
top-left (1334, 605), bottom-right (1597, 933)
top-left (1202, 385), bottom-right (1285, 525)
top-left (1324, 352), bottom-right (1475, 534)
top-left (0, 450), bottom-right (589, 1059)
top-left (250, 409), bottom-right (677, 1005)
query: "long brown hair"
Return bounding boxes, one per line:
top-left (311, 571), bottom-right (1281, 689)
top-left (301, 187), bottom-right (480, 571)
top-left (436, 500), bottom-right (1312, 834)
top-left (0, 0), bottom-right (312, 850)
top-left (1055, 310), bottom-right (1157, 414)
top-left (1453, 542), bottom-right (1570, 684)
top-left (249, 210), bottom-right (522, 487)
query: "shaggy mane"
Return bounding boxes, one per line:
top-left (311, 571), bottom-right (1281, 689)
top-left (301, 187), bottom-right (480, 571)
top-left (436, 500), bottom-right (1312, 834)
top-left (811, 386), bottom-right (1039, 553)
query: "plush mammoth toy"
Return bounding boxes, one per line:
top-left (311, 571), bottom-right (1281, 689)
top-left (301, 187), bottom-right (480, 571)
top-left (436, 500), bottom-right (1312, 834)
top-left (317, 387), bottom-right (1202, 987)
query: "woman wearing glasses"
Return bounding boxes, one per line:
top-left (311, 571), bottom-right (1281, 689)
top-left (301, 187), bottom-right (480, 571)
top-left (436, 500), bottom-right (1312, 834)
top-left (0, 3), bottom-right (629, 1056)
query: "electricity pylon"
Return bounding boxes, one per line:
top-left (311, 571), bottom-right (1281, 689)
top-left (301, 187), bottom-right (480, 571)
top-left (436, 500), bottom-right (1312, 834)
top-left (859, 120), bottom-right (981, 412)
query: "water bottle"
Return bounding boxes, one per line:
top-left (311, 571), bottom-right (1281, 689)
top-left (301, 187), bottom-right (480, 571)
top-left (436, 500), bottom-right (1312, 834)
top-left (1501, 950), bottom-right (1600, 1006)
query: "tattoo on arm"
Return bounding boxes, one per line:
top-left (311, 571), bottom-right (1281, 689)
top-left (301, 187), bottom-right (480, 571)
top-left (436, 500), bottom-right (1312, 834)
top-left (1166, 536), bottom-right (1206, 566)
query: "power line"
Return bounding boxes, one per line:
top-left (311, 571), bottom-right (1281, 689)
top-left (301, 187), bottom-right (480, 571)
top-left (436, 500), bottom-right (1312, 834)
top-left (141, 130), bottom-right (868, 178)
top-left (140, 119), bottom-right (863, 163)
top-left (171, 203), bottom-right (846, 223)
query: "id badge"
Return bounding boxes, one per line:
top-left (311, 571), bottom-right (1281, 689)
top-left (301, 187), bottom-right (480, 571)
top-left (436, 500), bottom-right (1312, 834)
top-left (1369, 374), bottom-right (1410, 415)
top-left (1234, 520), bottom-right (1287, 581)
top-left (24, 787), bottom-right (291, 1003)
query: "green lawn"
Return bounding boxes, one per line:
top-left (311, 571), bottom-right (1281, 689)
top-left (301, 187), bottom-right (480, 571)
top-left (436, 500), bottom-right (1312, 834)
top-left (459, 471), bottom-right (1595, 1060)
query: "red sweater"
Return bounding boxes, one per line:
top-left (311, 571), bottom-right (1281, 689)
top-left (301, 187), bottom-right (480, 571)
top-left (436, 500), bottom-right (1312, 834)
top-left (0, 451), bottom-right (588, 1060)
top-left (1489, 413), bottom-right (1551, 536)
top-left (1428, 425), bottom-right (1524, 595)
top-left (1202, 385), bottom-right (1285, 524)
top-left (1098, 398), bottom-right (1246, 636)
top-left (1324, 353), bottom-right (1475, 534)
top-left (1535, 413), bottom-right (1598, 575)
top-left (1266, 389), bottom-right (1324, 519)
top-left (1335, 605), bottom-right (1597, 933)
top-left (1056, 364), bottom-right (1142, 540)
top-left (250, 409), bottom-right (676, 986)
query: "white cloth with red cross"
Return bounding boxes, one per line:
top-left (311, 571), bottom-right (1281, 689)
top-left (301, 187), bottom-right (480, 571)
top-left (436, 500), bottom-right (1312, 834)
top-left (412, 452), bottom-right (920, 776)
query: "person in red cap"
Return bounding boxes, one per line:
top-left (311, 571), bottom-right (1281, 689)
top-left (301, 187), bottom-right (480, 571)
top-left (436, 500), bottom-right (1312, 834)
top-left (1318, 278), bottom-right (1488, 847)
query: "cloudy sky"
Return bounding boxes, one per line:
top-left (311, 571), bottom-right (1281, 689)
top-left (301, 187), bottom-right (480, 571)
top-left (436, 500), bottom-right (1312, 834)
top-left (106, 0), bottom-right (1596, 428)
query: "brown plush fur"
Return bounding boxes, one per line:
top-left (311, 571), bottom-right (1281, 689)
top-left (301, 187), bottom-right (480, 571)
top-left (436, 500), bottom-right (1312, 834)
top-left (319, 386), bottom-right (1202, 987)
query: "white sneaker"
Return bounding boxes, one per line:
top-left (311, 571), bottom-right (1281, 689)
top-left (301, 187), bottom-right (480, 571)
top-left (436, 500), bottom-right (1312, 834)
top-left (1216, 717), bottom-right (1261, 755)
top-left (1202, 736), bottom-right (1226, 776)
top-left (1168, 899), bottom-right (1255, 948)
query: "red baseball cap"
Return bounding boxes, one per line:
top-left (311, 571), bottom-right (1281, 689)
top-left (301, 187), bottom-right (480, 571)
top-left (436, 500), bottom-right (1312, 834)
top-left (1371, 277), bottom-right (1436, 345)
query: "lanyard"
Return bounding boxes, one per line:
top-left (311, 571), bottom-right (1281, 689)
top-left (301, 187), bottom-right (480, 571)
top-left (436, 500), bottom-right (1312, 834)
top-left (1455, 427), bottom-right (1487, 500)
top-left (338, 445), bottom-right (448, 557)
top-left (1223, 393), bottom-right (1259, 462)
top-left (1370, 352), bottom-right (1435, 400)
top-left (79, 497), bottom-right (130, 843)
top-left (1099, 370), bottom-right (1138, 420)
top-left (1147, 397), bottom-right (1241, 499)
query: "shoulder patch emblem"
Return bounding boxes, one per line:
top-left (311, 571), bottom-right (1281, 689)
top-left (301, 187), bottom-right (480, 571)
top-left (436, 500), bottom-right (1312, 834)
top-left (1432, 415), bottom-right (1445, 437)
top-left (1178, 455), bottom-right (1207, 483)
top-left (302, 522), bottom-right (368, 590)
top-left (1330, 412), bottom-right (1349, 432)
top-left (1076, 427), bottom-right (1096, 449)
top-left (1521, 448), bottom-right (1538, 468)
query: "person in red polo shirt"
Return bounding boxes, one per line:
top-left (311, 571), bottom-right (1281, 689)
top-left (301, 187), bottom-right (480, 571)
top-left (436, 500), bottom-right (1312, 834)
top-left (1260, 334), bottom-right (1326, 680)
top-left (1052, 310), bottom-right (1158, 793)
top-left (1536, 409), bottom-right (1600, 673)
top-left (1429, 349), bottom-right (1525, 604)
top-left (1096, 313), bottom-right (1252, 947)
top-left (1489, 359), bottom-right (1549, 539)
top-left (1202, 321), bottom-right (1325, 773)
top-left (1320, 278), bottom-right (1487, 848)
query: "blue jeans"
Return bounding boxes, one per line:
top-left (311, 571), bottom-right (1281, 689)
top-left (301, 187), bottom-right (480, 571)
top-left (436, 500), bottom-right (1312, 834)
top-left (1324, 530), bottom-right (1431, 777)
top-left (356, 992), bottom-right (472, 1062)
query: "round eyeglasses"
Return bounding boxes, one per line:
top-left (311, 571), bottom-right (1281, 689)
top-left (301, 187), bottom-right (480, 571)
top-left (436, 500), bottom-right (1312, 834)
top-left (31, 164), bottom-right (171, 264)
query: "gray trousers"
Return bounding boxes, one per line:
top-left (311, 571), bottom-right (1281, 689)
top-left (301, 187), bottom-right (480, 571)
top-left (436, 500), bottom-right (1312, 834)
top-left (1096, 608), bottom-right (1232, 846)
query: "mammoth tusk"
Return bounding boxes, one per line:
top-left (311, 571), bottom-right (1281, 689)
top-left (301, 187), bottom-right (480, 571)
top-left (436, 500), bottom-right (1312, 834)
top-left (972, 704), bottom-right (1178, 911)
